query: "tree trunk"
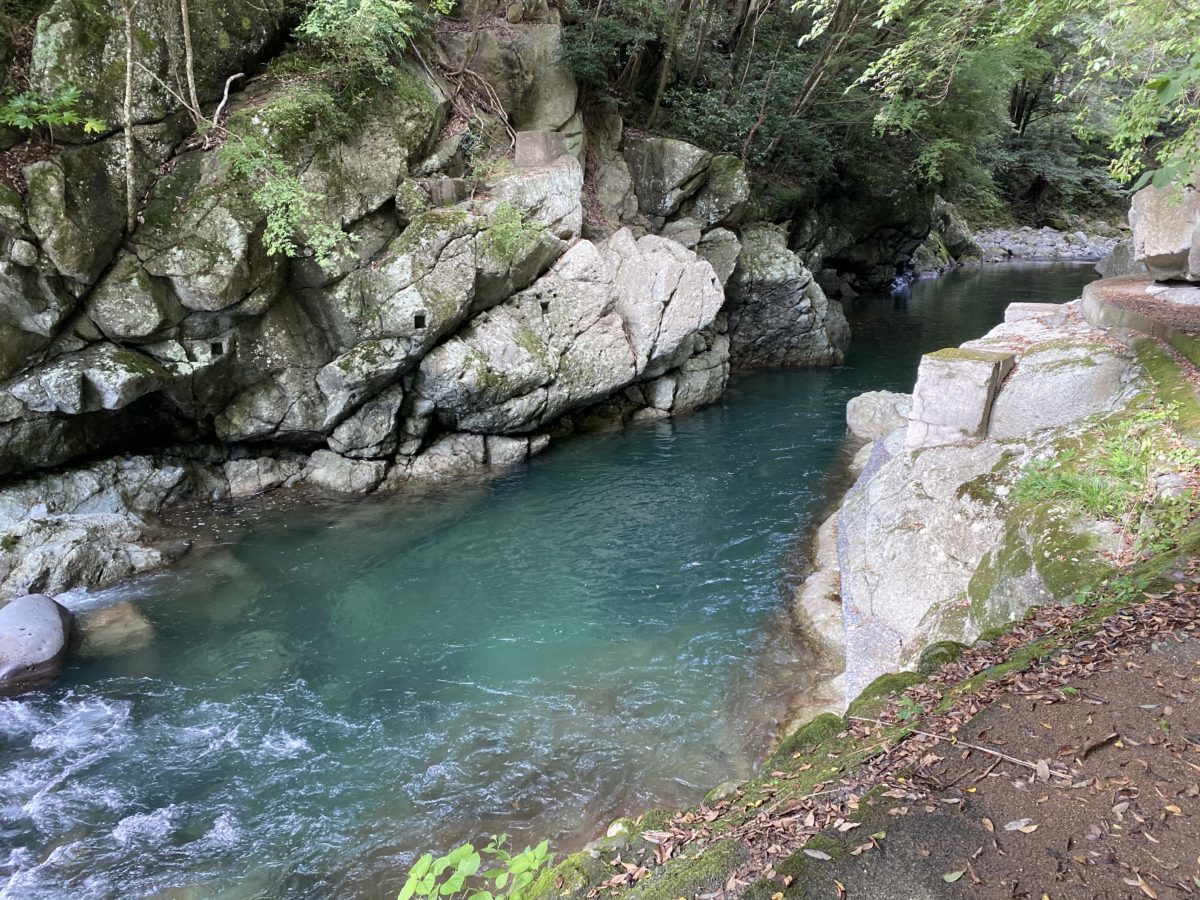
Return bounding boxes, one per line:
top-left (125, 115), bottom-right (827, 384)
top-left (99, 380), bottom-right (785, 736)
top-left (179, 0), bottom-right (201, 121)
top-left (648, 0), bottom-right (694, 127)
top-left (123, 1), bottom-right (139, 234)
top-left (685, 0), bottom-right (716, 87)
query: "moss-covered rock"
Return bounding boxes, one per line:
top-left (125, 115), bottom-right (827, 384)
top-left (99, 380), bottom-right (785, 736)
top-left (30, 0), bottom-right (288, 129)
top-left (916, 640), bottom-right (968, 675)
top-left (626, 840), bottom-right (747, 900)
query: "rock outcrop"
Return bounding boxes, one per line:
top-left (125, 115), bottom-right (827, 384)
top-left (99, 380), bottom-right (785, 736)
top-left (1129, 179), bottom-right (1200, 282)
top-left (803, 299), bottom-right (1158, 697)
top-left (725, 225), bottom-right (849, 368)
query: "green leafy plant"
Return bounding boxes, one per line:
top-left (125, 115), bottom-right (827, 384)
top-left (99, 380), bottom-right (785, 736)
top-left (398, 835), bottom-right (553, 900)
top-left (296, 0), bottom-right (424, 82)
top-left (221, 131), bottom-right (355, 270)
top-left (0, 86), bottom-right (105, 143)
top-left (895, 696), bottom-right (923, 722)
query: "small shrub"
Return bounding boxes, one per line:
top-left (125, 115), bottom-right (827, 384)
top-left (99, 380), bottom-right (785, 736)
top-left (0, 86), bottom-right (105, 142)
top-left (398, 834), bottom-right (553, 900)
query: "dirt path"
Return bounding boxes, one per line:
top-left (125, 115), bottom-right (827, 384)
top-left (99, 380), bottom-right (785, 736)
top-left (592, 557), bottom-right (1200, 900)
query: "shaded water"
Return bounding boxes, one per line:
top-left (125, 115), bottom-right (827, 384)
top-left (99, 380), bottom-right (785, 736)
top-left (0, 263), bottom-right (1097, 899)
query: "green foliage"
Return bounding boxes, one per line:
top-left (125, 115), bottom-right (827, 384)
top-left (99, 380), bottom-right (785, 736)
top-left (1013, 403), bottom-right (1199, 560)
top-left (0, 86), bottom-right (105, 139)
top-left (296, 0), bottom-right (424, 82)
top-left (483, 202), bottom-right (540, 259)
top-left (398, 835), bottom-right (553, 900)
top-left (221, 129), bottom-right (354, 270)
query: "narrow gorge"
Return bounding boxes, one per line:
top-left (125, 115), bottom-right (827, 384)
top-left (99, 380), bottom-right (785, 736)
top-left (0, 0), bottom-right (1197, 898)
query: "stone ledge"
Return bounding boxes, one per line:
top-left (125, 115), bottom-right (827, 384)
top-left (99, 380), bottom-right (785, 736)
top-left (1082, 276), bottom-right (1200, 366)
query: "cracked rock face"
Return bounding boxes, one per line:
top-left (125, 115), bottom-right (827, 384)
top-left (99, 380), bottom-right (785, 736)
top-left (725, 224), bottom-right (849, 369)
top-left (415, 229), bottom-right (724, 433)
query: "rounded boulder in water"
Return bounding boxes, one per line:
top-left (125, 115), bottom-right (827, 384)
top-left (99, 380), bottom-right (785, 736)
top-left (77, 601), bottom-right (154, 658)
top-left (0, 593), bottom-right (74, 694)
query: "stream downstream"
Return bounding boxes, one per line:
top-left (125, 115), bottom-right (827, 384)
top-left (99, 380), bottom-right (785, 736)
top-left (0, 263), bottom-right (1098, 899)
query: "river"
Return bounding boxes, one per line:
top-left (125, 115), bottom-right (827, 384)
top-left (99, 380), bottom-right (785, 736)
top-left (0, 263), bottom-right (1097, 899)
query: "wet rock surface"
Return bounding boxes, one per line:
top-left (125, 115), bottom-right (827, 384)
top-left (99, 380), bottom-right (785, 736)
top-left (0, 593), bottom-right (73, 694)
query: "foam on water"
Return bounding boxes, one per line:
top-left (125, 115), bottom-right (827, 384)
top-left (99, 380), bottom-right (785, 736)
top-left (0, 264), bottom-right (1099, 899)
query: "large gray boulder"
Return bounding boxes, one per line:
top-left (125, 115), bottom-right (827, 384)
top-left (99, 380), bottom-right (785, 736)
top-left (1129, 180), bottom-right (1200, 282)
top-left (846, 391), bottom-right (911, 441)
top-left (623, 136), bottom-right (712, 219)
top-left (725, 224), bottom-right (849, 368)
top-left (0, 593), bottom-right (73, 694)
top-left (8, 343), bottom-right (169, 415)
top-left (31, 0), bottom-right (289, 128)
top-left (1096, 239), bottom-right (1145, 278)
top-left (415, 229), bottom-right (724, 433)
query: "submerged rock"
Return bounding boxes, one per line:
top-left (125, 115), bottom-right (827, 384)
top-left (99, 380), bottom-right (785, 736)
top-left (0, 593), bottom-right (73, 694)
top-left (76, 602), bottom-right (154, 658)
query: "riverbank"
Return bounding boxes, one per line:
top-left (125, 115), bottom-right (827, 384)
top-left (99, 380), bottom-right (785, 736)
top-left (533, 279), bottom-right (1200, 899)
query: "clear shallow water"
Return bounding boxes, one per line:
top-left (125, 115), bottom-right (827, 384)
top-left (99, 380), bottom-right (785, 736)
top-left (0, 263), bottom-right (1098, 899)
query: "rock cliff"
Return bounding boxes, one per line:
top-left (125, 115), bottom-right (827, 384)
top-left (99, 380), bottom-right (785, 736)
top-left (0, 0), bottom-right (861, 603)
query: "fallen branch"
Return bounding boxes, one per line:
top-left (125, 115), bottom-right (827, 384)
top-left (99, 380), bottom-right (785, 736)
top-left (847, 716), bottom-right (1073, 782)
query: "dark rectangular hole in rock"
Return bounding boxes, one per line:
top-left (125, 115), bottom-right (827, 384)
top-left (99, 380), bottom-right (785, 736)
top-left (414, 312), bottom-right (427, 329)
top-left (540, 300), bottom-right (550, 313)
top-left (210, 342), bottom-right (223, 357)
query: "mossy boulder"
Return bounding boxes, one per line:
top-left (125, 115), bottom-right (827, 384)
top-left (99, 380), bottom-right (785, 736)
top-left (30, 0), bottom-right (288, 130)
top-left (916, 640), bottom-right (968, 675)
top-left (680, 154), bottom-right (749, 227)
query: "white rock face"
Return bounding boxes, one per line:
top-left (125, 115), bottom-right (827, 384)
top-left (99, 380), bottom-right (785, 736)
top-left (0, 593), bottom-right (73, 693)
top-left (416, 229), bottom-right (724, 434)
top-left (1129, 180), bottom-right (1200, 282)
top-left (846, 391), bottom-right (912, 441)
top-left (905, 348), bottom-right (1014, 449)
top-left (825, 302), bottom-right (1147, 697)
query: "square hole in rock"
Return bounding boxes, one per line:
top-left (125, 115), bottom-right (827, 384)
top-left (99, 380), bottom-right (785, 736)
top-left (414, 312), bottom-right (427, 329)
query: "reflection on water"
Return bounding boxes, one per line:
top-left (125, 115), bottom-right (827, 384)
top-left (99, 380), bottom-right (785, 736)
top-left (0, 263), bottom-right (1098, 899)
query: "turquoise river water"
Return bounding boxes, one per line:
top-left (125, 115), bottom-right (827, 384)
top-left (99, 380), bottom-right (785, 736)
top-left (0, 263), bottom-right (1097, 899)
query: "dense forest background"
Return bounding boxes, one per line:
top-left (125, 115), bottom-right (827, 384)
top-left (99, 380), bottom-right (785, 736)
top-left (555, 0), bottom-right (1199, 228)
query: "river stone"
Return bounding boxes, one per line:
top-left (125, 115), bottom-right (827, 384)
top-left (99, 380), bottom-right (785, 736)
top-left (1096, 239), bottom-right (1145, 279)
top-left (1129, 180), bottom-right (1200, 282)
top-left (0, 593), bottom-right (73, 693)
top-left (905, 347), bottom-right (1015, 449)
top-left (76, 601), bottom-right (154, 658)
top-left (846, 391), bottom-right (912, 441)
top-left (485, 435), bottom-right (531, 467)
top-left (623, 136), bottom-right (712, 218)
top-left (407, 433), bottom-right (488, 480)
top-left (224, 456), bottom-right (305, 498)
